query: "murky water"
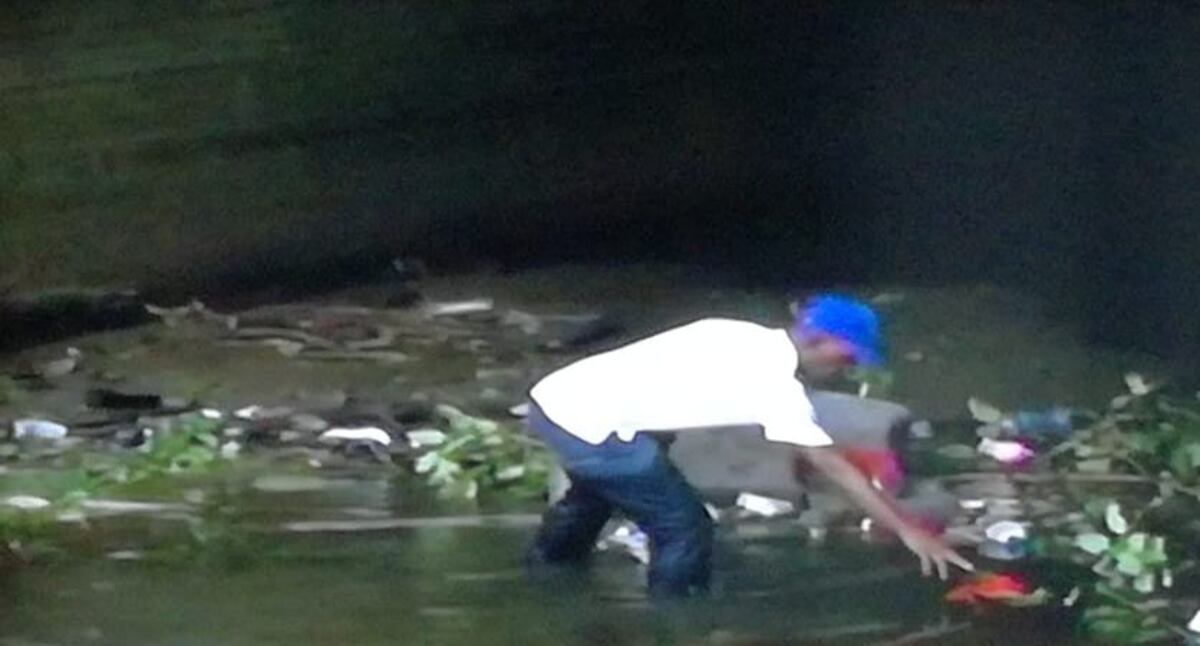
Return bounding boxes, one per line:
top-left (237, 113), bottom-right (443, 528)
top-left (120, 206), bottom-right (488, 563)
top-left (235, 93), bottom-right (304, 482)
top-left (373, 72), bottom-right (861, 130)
top-left (0, 473), bottom-right (1084, 646)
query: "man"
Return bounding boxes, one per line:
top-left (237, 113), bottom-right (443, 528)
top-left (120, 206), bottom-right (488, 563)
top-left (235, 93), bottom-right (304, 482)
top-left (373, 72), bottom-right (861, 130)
top-left (524, 294), bottom-right (973, 597)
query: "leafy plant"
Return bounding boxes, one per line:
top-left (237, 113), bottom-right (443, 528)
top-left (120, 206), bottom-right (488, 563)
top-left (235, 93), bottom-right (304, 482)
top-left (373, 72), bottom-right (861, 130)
top-left (413, 405), bottom-right (553, 500)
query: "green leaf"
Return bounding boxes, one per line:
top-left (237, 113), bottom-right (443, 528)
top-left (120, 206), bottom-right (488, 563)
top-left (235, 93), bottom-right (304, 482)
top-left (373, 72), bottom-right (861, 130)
top-left (1105, 502), bottom-right (1129, 535)
top-left (968, 397), bottom-right (1004, 424)
top-left (1075, 532), bottom-right (1111, 555)
top-left (1116, 552), bottom-right (1144, 576)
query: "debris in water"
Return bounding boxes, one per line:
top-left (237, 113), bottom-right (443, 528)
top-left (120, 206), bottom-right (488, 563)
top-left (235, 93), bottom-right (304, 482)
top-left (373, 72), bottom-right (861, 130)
top-left (945, 572), bottom-right (1041, 605)
top-left (220, 441), bottom-right (241, 459)
top-left (735, 492), bottom-right (796, 518)
top-left (200, 408), bottom-right (224, 420)
top-left (319, 426), bottom-right (393, 447)
top-left (1188, 607), bottom-right (1200, 633)
top-left (4, 495), bottom-right (51, 510)
top-left (12, 419), bottom-right (69, 440)
top-left (85, 388), bottom-right (163, 410)
top-left (235, 405), bottom-right (294, 421)
top-left (37, 347), bottom-right (83, 379)
top-left (977, 438), bottom-right (1034, 464)
top-left (984, 520), bottom-right (1028, 543)
top-left (426, 298), bottom-right (494, 317)
top-left (508, 402), bottom-right (531, 418)
top-left (596, 521), bottom-right (650, 565)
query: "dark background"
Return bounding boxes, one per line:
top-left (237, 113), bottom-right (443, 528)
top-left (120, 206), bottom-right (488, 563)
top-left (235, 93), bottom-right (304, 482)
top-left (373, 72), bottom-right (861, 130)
top-left (1, 1), bottom-right (1198, 367)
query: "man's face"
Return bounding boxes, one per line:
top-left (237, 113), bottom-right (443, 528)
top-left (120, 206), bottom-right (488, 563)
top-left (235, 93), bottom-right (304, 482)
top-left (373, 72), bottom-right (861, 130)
top-left (796, 333), bottom-right (856, 380)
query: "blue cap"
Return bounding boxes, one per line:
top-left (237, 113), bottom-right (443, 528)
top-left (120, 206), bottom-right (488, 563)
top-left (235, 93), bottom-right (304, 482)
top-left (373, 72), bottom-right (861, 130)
top-left (795, 294), bottom-right (885, 366)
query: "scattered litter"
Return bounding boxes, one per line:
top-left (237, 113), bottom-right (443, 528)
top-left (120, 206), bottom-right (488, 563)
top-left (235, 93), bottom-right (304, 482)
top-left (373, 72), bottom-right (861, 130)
top-left (1188, 608), bottom-right (1200, 633)
top-left (200, 408), bottom-right (224, 420)
top-left (406, 429), bottom-right (447, 449)
top-left (597, 521), bottom-right (649, 564)
top-left (4, 495), bottom-right (51, 510)
top-left (960, 499), bottom-right (987, 511)
top-left (38, 347), bottom-right (83, 379)
top-left (289, 414), bottom-right (329, 433)
top-left (85, 388), bottom-right (162, 411)
top-left (319, 427), bottom-right (393, 447)
top-left (977, 438), bottom-right (1035, 464)
top-left (945, 573), bottom-right (1045, 606)
top-left (146, 300), bottom-right (236, 329)
top-left (508, 402), bottom-right (530, 418)
top-left (426, 298), bottom-right (494, 317)
top-left (220, 441), bottom-right (241, 459)
top-left (735, 492), bottom-right (796, 518)
top-left (13, 419), bottom-right (69, 440)
top-left (235, 405), bottom-right (294, 421)
top-left (704, 503), bottom-right (722, 522)
top-left (860, 517), bottom-right (874, 533)
top-left (251, 474), bottom-right (333, 493)
top-left (984, 520), bottom-right (1028, 543)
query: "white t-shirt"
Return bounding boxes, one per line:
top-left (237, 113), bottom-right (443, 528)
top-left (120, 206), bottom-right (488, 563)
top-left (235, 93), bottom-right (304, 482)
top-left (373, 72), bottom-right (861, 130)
top-left (528, 318), bottom-right (833, 447)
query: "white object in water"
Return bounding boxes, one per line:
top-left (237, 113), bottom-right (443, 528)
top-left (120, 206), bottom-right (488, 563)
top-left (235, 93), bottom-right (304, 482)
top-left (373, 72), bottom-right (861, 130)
top-left (220, 441), bottom-right (242, 459)
top-left (508, 402), bottom-right (531, 418)
top-left (597, 522), bottom-right (650, 565)
top-left (13, 419), bottom-right (69, 440)
top-left (5, 495), bottom-right (51, 510)
top-left (977, 438), bottom-right (1034, 464)
top-left (735, 492), bottom-right (796, 518)
top-left (200, 408), bottom-right (224, 420)
top-left (427, 298), bottom-right (495, 317)
top-left (984, 520), bottom-right (1028, 543)
top-left (1188, 608), bottom-right (1200, 633)
top-left (319, 427), bottom-right (393, 447)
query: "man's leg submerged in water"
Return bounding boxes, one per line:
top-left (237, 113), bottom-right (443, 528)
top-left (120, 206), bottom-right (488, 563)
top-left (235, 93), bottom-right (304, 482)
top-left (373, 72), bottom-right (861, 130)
top-left (529, 460), bottom-right (713, 597)
top-left (528, 478), bottom-right (613, 563)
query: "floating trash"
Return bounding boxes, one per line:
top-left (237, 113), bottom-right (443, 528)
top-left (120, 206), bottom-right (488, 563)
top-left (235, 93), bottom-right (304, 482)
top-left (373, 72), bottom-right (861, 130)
top-left (220, 441), bottom-right (242, 459)
top-left (508, 402), bottom-right (531, 418)
top-left (597, 521), bottom-right (649, 565)
top-left (984, 520), bottom-right (1028, 543)
top-left (1188, 607), bottom-right (1200, 633)
top-left (4, 495), bottom-right (51, 510)
top-left (735, 492), bottom-right (796, 518)
top-left (200, 408), bottom-right (224, 420)
top-left (426, 298), bottom-right (494, 317)
top-left (977, 438), bottom-right (1034, 464)
top-left (319, 427), bottom-right (393, 447)
top-left (945, 572), bottom-right (1045, 606)
top-left (13, 419), bottom-right (69, 440)
top-left (235, 405), bottom-right (294, 421)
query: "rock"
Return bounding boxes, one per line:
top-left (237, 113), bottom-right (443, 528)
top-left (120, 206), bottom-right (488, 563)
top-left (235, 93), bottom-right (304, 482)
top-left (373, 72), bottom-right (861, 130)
top-left (289, 413), bottom-right (329, 433)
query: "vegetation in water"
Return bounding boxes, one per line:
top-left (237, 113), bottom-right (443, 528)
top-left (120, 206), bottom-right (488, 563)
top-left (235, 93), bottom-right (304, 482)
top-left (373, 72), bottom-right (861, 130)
top-left (412, 405), bottom-right (553, 501)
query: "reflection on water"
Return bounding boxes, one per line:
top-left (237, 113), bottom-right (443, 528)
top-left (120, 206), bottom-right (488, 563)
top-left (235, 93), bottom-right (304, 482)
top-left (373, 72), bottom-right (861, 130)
top-left (0, 511), bottom-right (1077, 646)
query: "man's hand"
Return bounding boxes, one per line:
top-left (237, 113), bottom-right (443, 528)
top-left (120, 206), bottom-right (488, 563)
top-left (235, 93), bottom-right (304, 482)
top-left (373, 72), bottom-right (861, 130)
top-left (796, 445), bottom-right (974, 580)
top-left (896, 523), bottom-right (974, 580)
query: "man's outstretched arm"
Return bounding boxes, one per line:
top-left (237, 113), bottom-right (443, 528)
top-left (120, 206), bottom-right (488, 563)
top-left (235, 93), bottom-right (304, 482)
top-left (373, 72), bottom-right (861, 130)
top-left (796, 445), bottom-right (974, 580)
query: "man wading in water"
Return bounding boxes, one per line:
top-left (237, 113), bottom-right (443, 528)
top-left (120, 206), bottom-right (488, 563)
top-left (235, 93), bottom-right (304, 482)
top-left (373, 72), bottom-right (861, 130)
top-left (524, 294), bottom-right (973, 597)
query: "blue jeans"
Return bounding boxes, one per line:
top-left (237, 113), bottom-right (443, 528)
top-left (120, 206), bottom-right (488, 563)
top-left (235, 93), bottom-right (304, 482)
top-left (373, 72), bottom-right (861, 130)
top-left (526, 403), bottom-right (714, 597)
